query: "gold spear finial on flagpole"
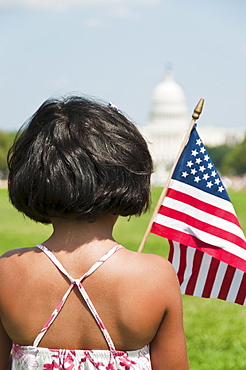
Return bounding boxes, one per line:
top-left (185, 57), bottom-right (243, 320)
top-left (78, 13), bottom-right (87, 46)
top-left (138, 98), bottom-right (205, 253)
top-left (192, 98), bottom-right (204, 120)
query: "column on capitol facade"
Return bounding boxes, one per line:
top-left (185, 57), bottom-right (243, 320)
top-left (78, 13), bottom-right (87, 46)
top-left (140, 70), bottom-right (189, 185)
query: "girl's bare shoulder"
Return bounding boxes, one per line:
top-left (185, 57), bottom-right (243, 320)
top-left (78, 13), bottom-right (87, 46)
top-left (120, 248), bottom-right (178, 288)
top-left (0, 247), bottom-right (38, 277)
top-left (123, 247), bottom-right (174, 269)
top-left (115, 248), bottom-right (181, 317)
top-left (0, 246), bottom-right (37, 260)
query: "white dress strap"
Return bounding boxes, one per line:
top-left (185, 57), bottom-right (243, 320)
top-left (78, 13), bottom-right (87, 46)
top-left (34, 244), bottom-right (123, 350)
top-left (37, 244), bottom-right (75, 282)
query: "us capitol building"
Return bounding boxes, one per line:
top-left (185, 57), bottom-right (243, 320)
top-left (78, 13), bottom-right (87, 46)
top-left (140, 70), bottom-right (245, 185)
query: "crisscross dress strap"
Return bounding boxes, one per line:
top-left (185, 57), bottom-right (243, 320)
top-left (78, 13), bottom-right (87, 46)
top-left (33, 244), bottom-right (123, 350)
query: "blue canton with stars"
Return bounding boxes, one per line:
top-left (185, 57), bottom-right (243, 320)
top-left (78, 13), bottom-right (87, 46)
top-left (172, 125), bottom-right (230, 201)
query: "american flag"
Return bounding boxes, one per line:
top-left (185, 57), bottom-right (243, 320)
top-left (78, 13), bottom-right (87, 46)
top-left (151, 125), bottom-right (246, 306)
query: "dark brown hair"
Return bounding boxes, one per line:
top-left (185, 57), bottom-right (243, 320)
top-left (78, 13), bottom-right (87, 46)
top-left (8, 96), bottom-right (153, 224)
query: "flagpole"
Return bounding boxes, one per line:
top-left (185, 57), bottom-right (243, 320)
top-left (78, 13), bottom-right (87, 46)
top-left (138, 98), bottom-right (205, 253)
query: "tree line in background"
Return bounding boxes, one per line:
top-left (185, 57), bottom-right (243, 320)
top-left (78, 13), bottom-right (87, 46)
top-left (0, 131), bottom-right (16, 179)
top-left (0, 131), bottom-right (246, 179)
top-left (207, 136), bottom-right (246, 176)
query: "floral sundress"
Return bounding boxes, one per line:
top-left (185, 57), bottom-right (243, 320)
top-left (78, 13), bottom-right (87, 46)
top-left (11, 244), bottom-right (152, 369)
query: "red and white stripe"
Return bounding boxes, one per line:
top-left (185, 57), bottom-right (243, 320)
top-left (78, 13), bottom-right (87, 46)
top-left (169, 241), bottom-right (246, 306)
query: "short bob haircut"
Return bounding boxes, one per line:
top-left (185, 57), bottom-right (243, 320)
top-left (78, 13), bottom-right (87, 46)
top-left (8, 96), bottom-right (153, 224)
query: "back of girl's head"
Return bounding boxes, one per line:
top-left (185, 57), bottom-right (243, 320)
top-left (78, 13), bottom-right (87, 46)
top-left (7, 96), bottom-right (153, 223)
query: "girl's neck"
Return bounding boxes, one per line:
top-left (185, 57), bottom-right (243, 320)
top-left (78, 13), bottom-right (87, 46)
top-left (43, 214), bottom-right (118, 252)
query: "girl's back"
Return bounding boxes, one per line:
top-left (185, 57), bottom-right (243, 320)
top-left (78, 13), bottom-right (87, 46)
top-left (0, 243), bottom-right (178, 351)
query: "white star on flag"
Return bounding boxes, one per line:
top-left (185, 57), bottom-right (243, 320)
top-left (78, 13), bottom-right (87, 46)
top-left (206, 181), bottom-right (213, 188)
top-left (186, 161), bottom-right (193, 167)
top-left (199, 165), bottom-right (206, 172)
top-left (191, 149), bottom-right (198, 156)
top-left (191, 168), bottom-right (197, 175)
top-left (203, 173), bottom-right (210, 180)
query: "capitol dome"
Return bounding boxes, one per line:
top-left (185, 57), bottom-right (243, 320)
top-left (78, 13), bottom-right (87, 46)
top-left (140, 68), bottom-right (245, 185)
top-left (150, 70), bottom-right (189, 129)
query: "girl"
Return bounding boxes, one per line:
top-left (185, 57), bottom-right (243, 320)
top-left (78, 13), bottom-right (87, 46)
top-left (0, 96), bottom-right (189, 369)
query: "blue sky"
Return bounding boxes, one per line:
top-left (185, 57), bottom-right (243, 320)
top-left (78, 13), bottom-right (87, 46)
top-left (0, 0), bottom-right (245, 131)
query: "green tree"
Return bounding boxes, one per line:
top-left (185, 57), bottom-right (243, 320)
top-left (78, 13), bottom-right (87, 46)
top-left (0, 131), bottom-right (15, 178)
top-left (206, 144), bottom-right (232, 173)
top-left (222, 136), bottom-right (246, 175)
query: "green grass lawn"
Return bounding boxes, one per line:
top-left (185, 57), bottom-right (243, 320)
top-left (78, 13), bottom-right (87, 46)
top-left (1, 187), bottom-right (246, 368)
